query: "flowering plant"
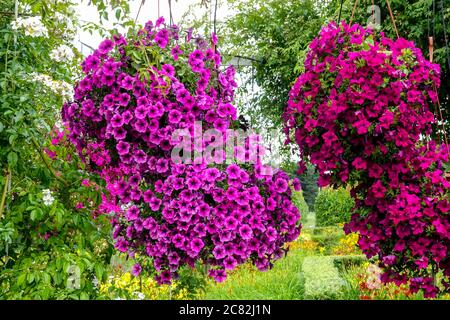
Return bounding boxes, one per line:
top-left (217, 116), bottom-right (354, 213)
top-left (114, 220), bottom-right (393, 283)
top-left (284, 21), bottom-right (449, 297)
top-left (63, 17), bottom-right (302, 284)
top-left (99, 271), bottom-right (188, 300)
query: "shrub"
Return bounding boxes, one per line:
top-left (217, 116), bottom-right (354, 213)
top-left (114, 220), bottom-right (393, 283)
top-left (291, 189), bottom-right (309, 217)
top-left (333, 255), bottom-right (367, 273)
top-left (314, 187), bottom-right (354, 227)
top-left (331, 232), bottom-right (362, 256)
top-left (298, 163), bottom-right (319, 210)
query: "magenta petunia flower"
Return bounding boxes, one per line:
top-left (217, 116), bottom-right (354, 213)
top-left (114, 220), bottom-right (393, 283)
top-left (116, 141), bottom-right (130, 155)
top-left (64, 19), bottom-right (302, 288)
top-left (98, 39), bottom-right (114, 54)
top-left (190, 238), bottom-right (204, 253)
top-left (111, 114), bottom-right (124, 128)
top-left (126, 206), bottom-right (140, 221)
top-left (275, 178), bottom-right (288, 193)
top-left (238, 225), bottom-right (253, 240)
top-left (223, 256), bottom-right (237, 270)
top-left (226, 164), bottom-right (240, 179)
top-left (131, 263), bottom-right (142, 276)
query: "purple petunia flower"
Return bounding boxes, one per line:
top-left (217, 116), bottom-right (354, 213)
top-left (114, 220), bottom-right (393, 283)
top-left (131, 263), bottom-right (142, 276)
top-left (135, 105), bottom-right (147, 119)
top-left (133, 150), bottom-right (147, 164)
top-left (213, 245), bottom-right (226, 259)
top-left (116, 141), bottom-right (130, 155)
top-left (238, 225), bottom-right (253, 240)
top-left (111, 114), bottom-right (124, 128)
top-left (275, 178), bottom-right (288, 193)
top-left (98, 39), bottom-right (114, 54)
top-left (190, 238), bottom-right (204, 253)
top-left (186, 177), bottom-right (201, 190)
top-left (126, 206), bottom-right (140, 221)
top-left (226, 164), bottom-right (240, 179)
top-left (223, 256), bottom-right (237, 270)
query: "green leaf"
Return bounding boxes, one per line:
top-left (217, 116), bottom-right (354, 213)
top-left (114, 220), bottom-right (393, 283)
top-left (27, 272), bottom-right (35, 284)
top-left (115, 9), bottom-right (122, 20)
top-left (80, 292), bottom-right (89, 300)
top-left (7, 151), bottom-right (18, 167)
top-left (17, 273), bottom-right (27, 286)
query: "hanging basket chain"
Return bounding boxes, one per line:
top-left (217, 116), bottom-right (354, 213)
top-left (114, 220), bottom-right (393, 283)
top-left (385, 0), bottom-right (399, 39)
top-left (349, 0), bottom-right (359, 25)
top-left (440, 0), bottom-right (450, 70)
top-left (338, 0), bottom-right (344, 23)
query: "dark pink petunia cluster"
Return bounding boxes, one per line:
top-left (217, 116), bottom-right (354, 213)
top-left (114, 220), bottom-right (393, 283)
top-left (62, 18), bottom-right (301, 284)
top-left (284, 21), bottom-right (449, 297)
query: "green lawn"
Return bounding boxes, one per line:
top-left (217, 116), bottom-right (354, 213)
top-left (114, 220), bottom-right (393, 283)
top-left (198, 249), bottom-right (305, 300)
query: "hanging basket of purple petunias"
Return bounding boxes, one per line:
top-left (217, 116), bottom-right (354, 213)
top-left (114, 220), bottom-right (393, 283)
top-left (283, 21), bottom-right (450, 297)
top-left (62, 17), bottom-right (302, 284)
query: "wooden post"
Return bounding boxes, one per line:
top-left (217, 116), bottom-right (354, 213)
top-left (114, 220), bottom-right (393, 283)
top-left (0, 170), bottom-right (10, 219)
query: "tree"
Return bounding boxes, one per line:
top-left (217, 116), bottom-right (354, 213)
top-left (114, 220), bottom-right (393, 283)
top-left (223, 0), bottom-right (338, 130)
top-left (0, 0), bottom-right (130, 299)
top-left (224, 0), bottom-right (450, 135)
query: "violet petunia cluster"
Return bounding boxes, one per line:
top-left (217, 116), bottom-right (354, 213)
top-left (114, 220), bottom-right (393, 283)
top-left (62, 18), bottom-right (301, 284)
top-left (284, 22), bottom-right (450, 297)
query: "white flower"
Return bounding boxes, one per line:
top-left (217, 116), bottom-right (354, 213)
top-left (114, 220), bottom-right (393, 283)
top-left (42, 189), bottom-right (55, 206)
top-left (367, 264), bottom-right (382, 275)
top-left (53, 12), bottom-right (77, 34)
top-left (11, 16), bottom-right (48, 37)
top-left (92, 276), bottom-right (99, 288)
top-left (120, 203), bottom-right (133, 211)
top-left (54, 119), bottom-right (64, 131)
top-left (28, 72), bottom-right (73, 100)
top-left (133, 292), bottom-right (145, 300)
top-left (50, 44), bottom-right (75, 63)
top-left (366, 275), bottom-right (382, 290)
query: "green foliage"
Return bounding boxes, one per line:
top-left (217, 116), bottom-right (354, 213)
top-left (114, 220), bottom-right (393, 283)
top-left (333, 255), bottom-right (367, 273)
top-left (224, 0), bottom-right (336, 130)
top-left (291, 189), bottom-right (309, 217)
top-left (302, 256), bottom-right (345, 300)
top-left (314, 187), bottom-right (354, 227)
top-left (0, 0), bottom-right (134, 300)
top-left (282, 161), bottom-right (319, 211)
top-left (199, 250), bottom-right (305, 300)
top-left (298, 163), bottom-right (319, 210)
top-left (310, 227), bottom-right (345, 254)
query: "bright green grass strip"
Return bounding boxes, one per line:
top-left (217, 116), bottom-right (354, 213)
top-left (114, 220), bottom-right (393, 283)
top-left (302, 212), bottom-right (316, 229)
top-left (302, 255), bottom-right (346, 300)
top-left (198, 249), bottom-right (305, 300)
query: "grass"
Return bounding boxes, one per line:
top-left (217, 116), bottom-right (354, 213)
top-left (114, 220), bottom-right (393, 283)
top-left (302, 212), bottom-right (316, 230)
top-left (197, 249), bottom-right (305, 300)
top-left (195, 220), bottom-right (450, 301)
top-left (302, 256), bottom-right (346, 300)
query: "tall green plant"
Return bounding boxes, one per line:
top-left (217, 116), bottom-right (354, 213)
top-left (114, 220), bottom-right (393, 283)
top-left (314, 188), bottom-right (354, 227)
